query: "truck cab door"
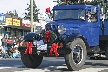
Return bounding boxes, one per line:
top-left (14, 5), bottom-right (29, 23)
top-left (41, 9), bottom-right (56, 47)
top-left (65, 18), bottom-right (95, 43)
top-left (86, 9), bottom-right (100, 46)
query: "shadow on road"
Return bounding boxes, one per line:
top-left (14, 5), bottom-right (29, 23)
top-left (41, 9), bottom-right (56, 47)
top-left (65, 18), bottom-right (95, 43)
top-left (38, 60), bottom-right (108, 72)
top-left (85, 62), bottom-right (108, 67)
top-left (0, 58), bottom-right (26, 68)
top-left (0, 58), bottom-right (108, 72)
top-left (38, 60), bottom-right (68, 71)
top-left (41, 59), bottom-right (108, 72)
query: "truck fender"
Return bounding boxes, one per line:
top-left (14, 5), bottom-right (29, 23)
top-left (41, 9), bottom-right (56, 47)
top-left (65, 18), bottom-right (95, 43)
top-left (65, 34), bottom-right (82, 43)
top-left (65, 34), bottom-right (89, 49)
top-left (23, 32), bottom-right (42, 42)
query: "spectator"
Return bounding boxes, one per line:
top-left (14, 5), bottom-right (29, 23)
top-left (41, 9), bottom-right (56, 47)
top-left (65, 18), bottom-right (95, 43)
top-left (0, 46), bottom-right (10, 59)
top-left (8, 46), bottom-right (14, 58)
top-left (0, 36), bottom-right (2, 47)
top-left (2, 34), bottom-right (7, 51)
top-left (0, 46), bottom-right (3, 56)
top-left (7, 37), bottom-right (13, 57)
top-left (13, 47), bottom-right (20, 58)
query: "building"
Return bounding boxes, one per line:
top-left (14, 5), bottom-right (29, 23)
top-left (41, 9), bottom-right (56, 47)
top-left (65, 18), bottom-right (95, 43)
top-left (0, 14), bottom-right (30, 38)
top-left (0, 12), bottom-right (50, 38)
top-left (22, 18), bottom-right (47, 30)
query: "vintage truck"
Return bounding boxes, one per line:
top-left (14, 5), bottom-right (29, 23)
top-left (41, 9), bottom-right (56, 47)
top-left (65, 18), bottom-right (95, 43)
top-left (18, 1), bottom-right (108, 71)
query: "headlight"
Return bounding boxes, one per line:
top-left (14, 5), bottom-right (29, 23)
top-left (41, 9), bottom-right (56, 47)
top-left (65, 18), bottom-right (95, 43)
top-left (58, 26), bottom-right (66, 34)
top-left (33, 40), bottom-right (37, 45)
top-left (35, 26), bottom-right (42, 34)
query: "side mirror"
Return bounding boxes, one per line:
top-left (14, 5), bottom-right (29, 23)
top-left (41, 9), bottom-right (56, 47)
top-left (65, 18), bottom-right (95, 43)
top-left (90, 6), bottom-right (96, 14)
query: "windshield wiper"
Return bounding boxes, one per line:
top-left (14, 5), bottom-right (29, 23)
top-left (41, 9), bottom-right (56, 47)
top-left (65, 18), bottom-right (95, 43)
top-left (61, 18), bottom-right (75, 20)
top-left (55, 18), bottom-right (85, 21)
top-left (78, 19), bottom-right (85, 21)
top-left (54, 18), bottom-right (75, 21)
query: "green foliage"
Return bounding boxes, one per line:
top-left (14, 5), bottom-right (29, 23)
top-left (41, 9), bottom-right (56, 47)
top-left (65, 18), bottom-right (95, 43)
top-left (57, 0), bottom-right (108, 19)
top-left (50, 31), bottom-right (58, 42)
top-left (14, 10), bottom-right (18, 16)
top-left (42, 30), bottom-right (57, 43)
top-left (8, 11), bottom-right (14, 16)
top-left (24, 0), bottom-right (40, 22)
top-left (7, 10), bottom-right (18, 16)
top-left (57, 0), bottom-right (104, 6)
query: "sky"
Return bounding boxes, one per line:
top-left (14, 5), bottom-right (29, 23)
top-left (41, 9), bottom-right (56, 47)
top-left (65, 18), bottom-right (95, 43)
top-left (0, 0), bottom-right (57, 18)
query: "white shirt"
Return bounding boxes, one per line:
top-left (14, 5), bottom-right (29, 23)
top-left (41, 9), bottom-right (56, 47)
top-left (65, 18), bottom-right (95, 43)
top-left (0, 36), bottom-right (2, 46)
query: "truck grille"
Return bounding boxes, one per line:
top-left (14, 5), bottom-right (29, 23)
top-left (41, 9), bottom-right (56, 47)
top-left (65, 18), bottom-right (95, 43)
top-left (46, 24), bottom-right (59, 36)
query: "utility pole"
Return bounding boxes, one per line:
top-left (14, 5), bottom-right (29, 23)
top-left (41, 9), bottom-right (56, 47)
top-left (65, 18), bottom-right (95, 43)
top-left (0, 23), bottom-right (2, 36)
top-left (101, 0), bottom-right (105, 35)
top-left (30, 0), bottom-right (33, 32)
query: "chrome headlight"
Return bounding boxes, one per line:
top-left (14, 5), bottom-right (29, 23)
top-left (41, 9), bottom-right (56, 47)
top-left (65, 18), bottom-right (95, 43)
top-left (33, 40), bottom-right (37, 45)
top-left (35, 26), bottom-right (42, 34)
top-left (58, 26), bottom-right (66, 34)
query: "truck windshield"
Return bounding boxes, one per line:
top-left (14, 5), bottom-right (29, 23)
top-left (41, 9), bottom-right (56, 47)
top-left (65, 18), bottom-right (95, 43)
top-left (53, 9), bottom-right (85, 21)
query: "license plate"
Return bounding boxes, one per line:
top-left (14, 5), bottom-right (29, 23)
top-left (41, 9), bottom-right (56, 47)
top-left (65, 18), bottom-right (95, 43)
top-left (37, 44), bottom-right (47, 50)
top-left (36, 40), bottom-right (47, 50)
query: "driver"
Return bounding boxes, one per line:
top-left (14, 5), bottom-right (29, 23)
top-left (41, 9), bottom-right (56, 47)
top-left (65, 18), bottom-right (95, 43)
top-left (88, 11), bottom-right (91, 22)
top-left (88, 11), bottom-right (97, 22)
top-left (79, 10), bottom-right (85, 20)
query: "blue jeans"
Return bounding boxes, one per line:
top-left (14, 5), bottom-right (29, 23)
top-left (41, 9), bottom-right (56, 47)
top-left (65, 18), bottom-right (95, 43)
top-left (4, 46), bottom-right (8, 51)
top-left (13, 53), bottom-right (21, 58)
top-left (1, 53), bottom-right (10, 58)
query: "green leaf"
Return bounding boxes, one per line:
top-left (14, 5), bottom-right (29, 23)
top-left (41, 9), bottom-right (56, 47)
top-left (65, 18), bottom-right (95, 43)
top-left (24, 0), bottom-right (40, 22)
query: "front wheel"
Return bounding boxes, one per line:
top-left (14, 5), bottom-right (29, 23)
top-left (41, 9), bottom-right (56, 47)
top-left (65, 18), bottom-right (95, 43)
top-left (21, 52), bottom-right (43, 68)
top-left (64, 38), bottom-right (87, 71)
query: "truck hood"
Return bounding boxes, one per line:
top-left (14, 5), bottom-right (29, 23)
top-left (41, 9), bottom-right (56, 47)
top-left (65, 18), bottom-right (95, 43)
top-left (46, 20), bottom-right (86, 35)
top-left (49, 20), bottom-right (86, 28)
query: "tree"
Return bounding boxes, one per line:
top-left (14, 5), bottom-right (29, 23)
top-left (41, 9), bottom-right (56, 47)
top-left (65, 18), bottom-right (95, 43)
top-left (57, 0), bottom-right (108, 18)
top-left (13, 10), bottom-right (18, 16)
top-left (6, 10), bottom-right (18, 17)
top-left (8, 11), bottom-right (14, 16)
top-left (6, 11), bottom-right (9, 14)
top-left (57, 0), bottom-right (107, 5)
top-left (24, 0), bottom-right (40, 22)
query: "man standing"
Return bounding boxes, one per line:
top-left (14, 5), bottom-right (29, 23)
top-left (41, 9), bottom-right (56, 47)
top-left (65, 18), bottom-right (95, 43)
top-left (2, 34), bottom-right (8, 52)
top-left (0, 36), bottom-right (2, 47)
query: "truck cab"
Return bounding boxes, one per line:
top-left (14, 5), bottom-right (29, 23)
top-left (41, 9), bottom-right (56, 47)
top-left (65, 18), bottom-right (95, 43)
top-left (48, 5), bottom-right (100, 46)
top-left (18, 4), bottom-right (108, 71)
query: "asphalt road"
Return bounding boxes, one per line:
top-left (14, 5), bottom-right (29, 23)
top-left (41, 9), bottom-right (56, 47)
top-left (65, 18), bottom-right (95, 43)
top-left (0, 57), bottom-right (108, 72)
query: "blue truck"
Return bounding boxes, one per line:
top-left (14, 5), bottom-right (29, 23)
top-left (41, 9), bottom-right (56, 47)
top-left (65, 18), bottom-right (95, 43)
top-left (18, 1), bottom-right (108, 71)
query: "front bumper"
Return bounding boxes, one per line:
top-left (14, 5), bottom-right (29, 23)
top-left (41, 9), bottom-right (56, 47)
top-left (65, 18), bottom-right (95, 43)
top-left (18, 46), bottom-right (37, 54)
top-left (18, 45), bottom-right (71, 55)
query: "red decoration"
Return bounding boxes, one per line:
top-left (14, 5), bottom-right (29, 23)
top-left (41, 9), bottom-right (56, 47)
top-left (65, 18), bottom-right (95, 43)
top-left (7, 39), bottom-right (13, 44)
top-left (24, 42), bottom-right (33, 54)
top-left (66, 0), bottom-right (69, 2)
top-left (46, 7), bottom-right (50, 13)
top-left (44, 30), bottom-right (51, 42)
top-left (50, 43), bottom-right (59, 57)
top-left (22, 19), bottom-right (30, 28)
top-left (22, 23), bottom-right (30, 27)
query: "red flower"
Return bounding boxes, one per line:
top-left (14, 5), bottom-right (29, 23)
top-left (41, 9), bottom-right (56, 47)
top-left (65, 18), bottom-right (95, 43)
top-left (46, 7), bottom-right (50, 13)
top-left (66, 0), bottom-right (69, 2)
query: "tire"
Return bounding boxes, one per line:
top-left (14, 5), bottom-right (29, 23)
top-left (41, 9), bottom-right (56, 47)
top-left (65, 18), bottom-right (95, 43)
top-left (64, 38), bottom-right (87, 71)
top-left (21, 52), bottom-right (43, 68)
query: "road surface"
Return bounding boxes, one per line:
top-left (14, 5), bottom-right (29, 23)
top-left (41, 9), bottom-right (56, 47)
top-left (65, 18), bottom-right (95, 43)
top-left (0, 57), bottom-right (108, 72)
